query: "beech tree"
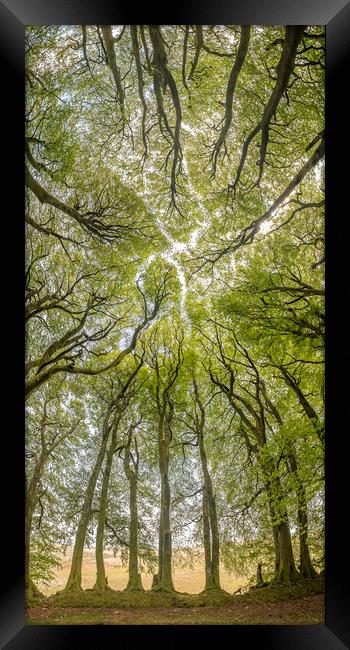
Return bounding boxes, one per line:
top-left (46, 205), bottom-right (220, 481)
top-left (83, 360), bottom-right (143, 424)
top-left (147, 323), bottom-right (184, 591)
top-left (180, 375), bottom-right (222, 591)
top-left (25, 24), bottom-right (324, 599)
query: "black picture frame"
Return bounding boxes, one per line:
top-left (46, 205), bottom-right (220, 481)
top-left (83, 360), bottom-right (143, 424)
top-left (1, 1), bottom-right (349, 647)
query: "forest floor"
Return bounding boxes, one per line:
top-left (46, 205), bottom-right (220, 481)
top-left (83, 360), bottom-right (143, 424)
top-left (26, 577), bottom-right (325, 625)
top-left (27, 593), bottom-right (324, 625)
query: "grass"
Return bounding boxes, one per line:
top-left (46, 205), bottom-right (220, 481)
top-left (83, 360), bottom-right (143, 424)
top-left (46, 587), bottom-right (235, 609)
top-left (38, 574), bottom-right (323, 608)
top-left (28, 547), bottom-right (325, 625)
top-left (38, 547), bottom-right (245, 596)
top-left (27, 592), bottom-right (325, 625)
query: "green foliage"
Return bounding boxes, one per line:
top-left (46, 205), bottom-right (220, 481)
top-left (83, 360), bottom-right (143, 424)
top-left (30, 534), bottom-right (62, 586)
top-left (25, 24), bottom-right (324, 593)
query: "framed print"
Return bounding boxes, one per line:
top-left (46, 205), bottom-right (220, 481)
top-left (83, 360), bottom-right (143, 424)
top-left (0, 0), bottom-right (349, 647)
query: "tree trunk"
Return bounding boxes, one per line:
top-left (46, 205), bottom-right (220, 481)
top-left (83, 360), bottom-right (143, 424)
top-left (199, 452), bottom-right (221, 589)
top-left (151, 573), bottom-right (159, 589)
top-left (202, 492), bottom-right (213, 589)
top-left (25, 490), bottom-right (41, 602)
top-left (260, 451), bottom-right (299, 584)
top-left (297, 487), bottom-right (317, 578)
top-left (64, 423), bottom-right (111, 592)
top-left (273, 520), bottom-right (300, 584)
top-left (125, 479), bottom-right (143, 590)
top-left (195, 380), bottom-right (222, 591)
top-left (158, 490), bottom-right (164, 584)
top-left (25, 497), bottom-right (34, 595)
top-left (279, 366), bottom-right (325, 449)
top-left (263, 452), bottom-right (299, 586)
top-left (25, 455), bottom-right (46, 601)
top-left (93, 419), bottom-right (119, 592)
top-left (208, 491), bottom-right (221, 590)
top-left (154, 426), bottom-right (175, 592)
top-left (287, 445), bottom-right (317, 578)
top-left (266, 497), bottom-right (280, 572)
top-left (150, 336), bottom-right (182, 592)
top-left (161, 470), bottom-right (174, 590)
top-left (155, 466), bottom-right (174, 591)
top-left (123, 428), bottom-right (143, 592)
top-left (272, 523), bottom-right (281, 573)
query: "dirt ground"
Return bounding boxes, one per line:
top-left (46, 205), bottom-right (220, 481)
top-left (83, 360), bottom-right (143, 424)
top-left (27, 593), bottom-right (324, 625)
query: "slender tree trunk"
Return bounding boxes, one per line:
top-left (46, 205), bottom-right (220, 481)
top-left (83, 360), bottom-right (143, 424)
top-left (151, 339), bottom-right (183, 592)
top-left (64, 416), bottom-right (112, 592)
top-left (194, 379), bottom-right (221, 591)
top-left (286, 445), bottom-right (316, 578)
top-left (125, 478), bottom-right (143, 590)
top-left (154, 424), bottom-right (175, 592)
top-left (157, 492), bottom-right (164, 584)
top-left (259, 385), bottom-right (314, 580)
top-left (25, 455), bottom-right (47, 601)
top-left (25, 505), bottom-right (31, 595)
top-left (123, 429), bottom-right (143, 591)
top-left (262, 483), bottom-right (280, 572)
top-left (93, 417), bottom-right (120, 592)
top-left (272, 522), bottom-right (281, 573)
top-left (240, 430), bottom-right (281, 574)
top-left (25, 488), bottom-right (36, 598)
top-left (279, 366), bottom-right (325, 449)
top-left (202, 492), bottom-right (212, 589)
top-left (297, 494), bottom-right (316, 578)
top-left (25, 501), bottom-right (44, 602)
top-left (199, 452), bottom-right (221, 590)
top-left (161, 469), bottom-right (174, 590)
top-left (208, 491), bottom-right (221, 589)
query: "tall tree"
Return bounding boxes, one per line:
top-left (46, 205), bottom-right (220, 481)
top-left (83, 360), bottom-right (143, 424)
top-left (93, 353), bottom-right (145, 592)
top-left (25, 25), bottom-right (324, 601)
top-left (121, 420), bottom-right (144, 591)
top-left (182, 376), bottom-right (222, 591)
top-left (148, 324), bottom-right (184, 592)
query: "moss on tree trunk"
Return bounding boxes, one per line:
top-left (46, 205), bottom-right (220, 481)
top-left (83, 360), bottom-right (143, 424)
top-left (272, 522), bottom-right (300, 584)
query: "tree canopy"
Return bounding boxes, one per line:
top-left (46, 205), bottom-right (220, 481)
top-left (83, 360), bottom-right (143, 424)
top-left (25, 25), bottom-right (324, 599)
